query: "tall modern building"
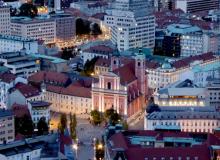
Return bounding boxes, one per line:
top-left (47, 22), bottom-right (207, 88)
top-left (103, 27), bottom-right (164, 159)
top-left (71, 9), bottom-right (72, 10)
top-left (10, 17), bottom-right (56, 44)
top-left (175, 0), bottom-right (220, 13)
top-left (104, 0), bottom-right (155, 51)
top-left (0, 6), bottom-right (10, 35)
top-left (50, 12), bottom-right (75, 48)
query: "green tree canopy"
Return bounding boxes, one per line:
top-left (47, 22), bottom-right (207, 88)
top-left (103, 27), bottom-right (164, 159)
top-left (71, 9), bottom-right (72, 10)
top-left (15, 114), bottom-right (34, 136)
top-left (91, 23), bottom-right (102, 35)
top-left (69, 113), bottom-right (77, 140)
top-left (90, 110), bottom-right (102, 125)
top-left (37, 117), bottom-right (49, 135)
top-left (104, 108), bottom-right (121, 126)
top-left (58, 113), bottom-right (67, 134)
top-left (83, 56), bottom-right (99, 76)
top-left (19, 3), bottom-right (38, 18)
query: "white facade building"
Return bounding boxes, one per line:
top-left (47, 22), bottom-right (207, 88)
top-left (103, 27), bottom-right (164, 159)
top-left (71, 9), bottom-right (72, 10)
top-left (0, 34), bottom-right (38, 54)
top-left (206, 78), bottom-right (220, 108)
top-left (28, 101), bottom-right (51, 126)
top-left (104, 0), bottom-right (155, 51)
top-left (193, 61), bottom-right (220, 87)
top-left (70, 1), bottom-right (108, 16)
top-left (9, 83), bottom-right (43, 107)
top-left (45, 84), bottom-right (92, 115)
top-left (180, 32), bottom-right (219, 57)
top-left (154, 79), bottom-right (207, 107)
top-left (11, 16), bottom-right (56, 44)
top-left (146, 52), bottom-right (219, 89)
top-left (81, 45), bottom-right (114, 64)
top-left (145, 107), bottom-right (220, 133)
top-left (0, 6), bottom-right (10, 36)
top-left (0, 109), bottom-right (14, 144)
top-left (175, 0), bottom-right (220, 13)
top-left (0, 51), bottom-right (40, 78)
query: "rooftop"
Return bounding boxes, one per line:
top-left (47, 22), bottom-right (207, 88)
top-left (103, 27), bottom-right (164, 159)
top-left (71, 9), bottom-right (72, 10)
top-left (29, 101), bottom-right (51, 108)
top-left (11, 16), bottom-right (54, 24)
top-left (0, 73), bottom-right (16, 83)
top-left (0, 34), bottom-right (37, 42)
top-left (15, 83), bottom-right (40, 98)
top-left (147, 106), bottom-right (220, 120)
top-left (107, 130), bottom-right (220, 160)
top-left (30, 54), bottom-right (66, 64)
top-left (166, 24), bottom-right (202, 35)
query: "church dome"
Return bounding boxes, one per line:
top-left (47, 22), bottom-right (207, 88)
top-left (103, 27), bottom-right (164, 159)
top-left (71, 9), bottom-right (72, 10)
top-left (161, 62), bottom-right (172, 69)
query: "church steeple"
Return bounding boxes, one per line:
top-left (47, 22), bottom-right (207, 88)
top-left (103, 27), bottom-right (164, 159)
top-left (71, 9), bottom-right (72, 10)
top-left (135, 48), bottom-right (147, 96)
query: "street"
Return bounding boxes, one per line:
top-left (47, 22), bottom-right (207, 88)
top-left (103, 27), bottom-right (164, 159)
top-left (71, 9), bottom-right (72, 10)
top-left (50, 112), bottom-right (105, 160)
top-left (76, 118), bottom-right (104, 160)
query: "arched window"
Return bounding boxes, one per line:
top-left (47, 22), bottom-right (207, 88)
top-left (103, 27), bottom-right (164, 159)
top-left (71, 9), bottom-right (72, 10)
top-left (107, 82), bottom-right (111, 90)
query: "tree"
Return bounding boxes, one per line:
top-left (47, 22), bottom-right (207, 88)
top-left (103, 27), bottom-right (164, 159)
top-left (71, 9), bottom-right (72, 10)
top-left (90, 110), bottom-right (102, 125)
top-left (122, 120), bottom-right (129, 130)
top-left (19, 3), bottom-right (38, 18)
top-left (15, 114), bottom-right (34, 136)
top-left (83, 56), bottom-right (99, 76)
top-left (37, 117), bottom-right (49, 135)
top-left (58, 113), bottom-right (67, 134)
top-left (69, 113), bottom-right (77, 141)
top-left (76, 18), bottom-right (91, 35)
top-left (104, 108), bottom-right (121, 126)
top-left (61, 48), bottom-right (74, 60)
top-left (91, 23), bottom-right (102, 35)
top-left (10, 7), bottom-right (17, 16)
top-left (104, 108), bottom-right (115, 120)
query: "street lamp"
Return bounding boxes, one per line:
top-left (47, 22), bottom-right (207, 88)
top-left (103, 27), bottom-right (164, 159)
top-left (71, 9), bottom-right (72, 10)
top-left (73, 144), bottom-right (78, 160)
top-left (93, 138), bottom-right (96, 160)
top-left (98, 144), bottom-right (103, 150)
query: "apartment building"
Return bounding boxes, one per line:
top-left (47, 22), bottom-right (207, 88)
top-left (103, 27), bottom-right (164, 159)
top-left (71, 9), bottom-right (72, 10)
top-left (104, 0), bottom-right (155, 51)
top-left (11, 16), bottom-right (56, 44)
top-left (0, 109), bottom-right (14, 144)
top-left (0, 6), bottom-right (10, 35)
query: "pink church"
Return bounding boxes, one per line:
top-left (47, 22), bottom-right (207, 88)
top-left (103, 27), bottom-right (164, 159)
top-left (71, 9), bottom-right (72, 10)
top-left (92, 49), bottom-right (148, 118)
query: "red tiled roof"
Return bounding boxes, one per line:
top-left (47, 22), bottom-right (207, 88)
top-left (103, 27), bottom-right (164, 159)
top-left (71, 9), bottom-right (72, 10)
top-left (15, 83), bottom-right (40, 98)
top-left (145, 60), bottom-right (160, 69)
top-left (84, 45), bottom-right (114, 55)
top-left (113, 61), bottom-right (137, 85)
top-left (0, 73), bottom-right (16, 83)
top-left (12, 103), bottom-right (30, 118)
top-left (46, 83), bottom-right (91, 98)
top-left (108, 130), bottom-right (218, 160)
top-left (28, 71), bottom-right (69, 85)
top-left (95, 57), bottom-right (111, 67)
top-left (91, 13), bottom-right (107, 20)
top-left (125, 146), bottom-right (210, 160)
top-left (190, 19), bottom-right (213, 30)
top-left (172, 52), bottom-right (215, 69)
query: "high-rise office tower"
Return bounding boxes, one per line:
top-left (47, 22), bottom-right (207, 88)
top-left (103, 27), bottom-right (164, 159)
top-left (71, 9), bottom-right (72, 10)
top-left (104, 0), bottom-right (155, 51)
top-left (0, 5), bottom-right (10, 36)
